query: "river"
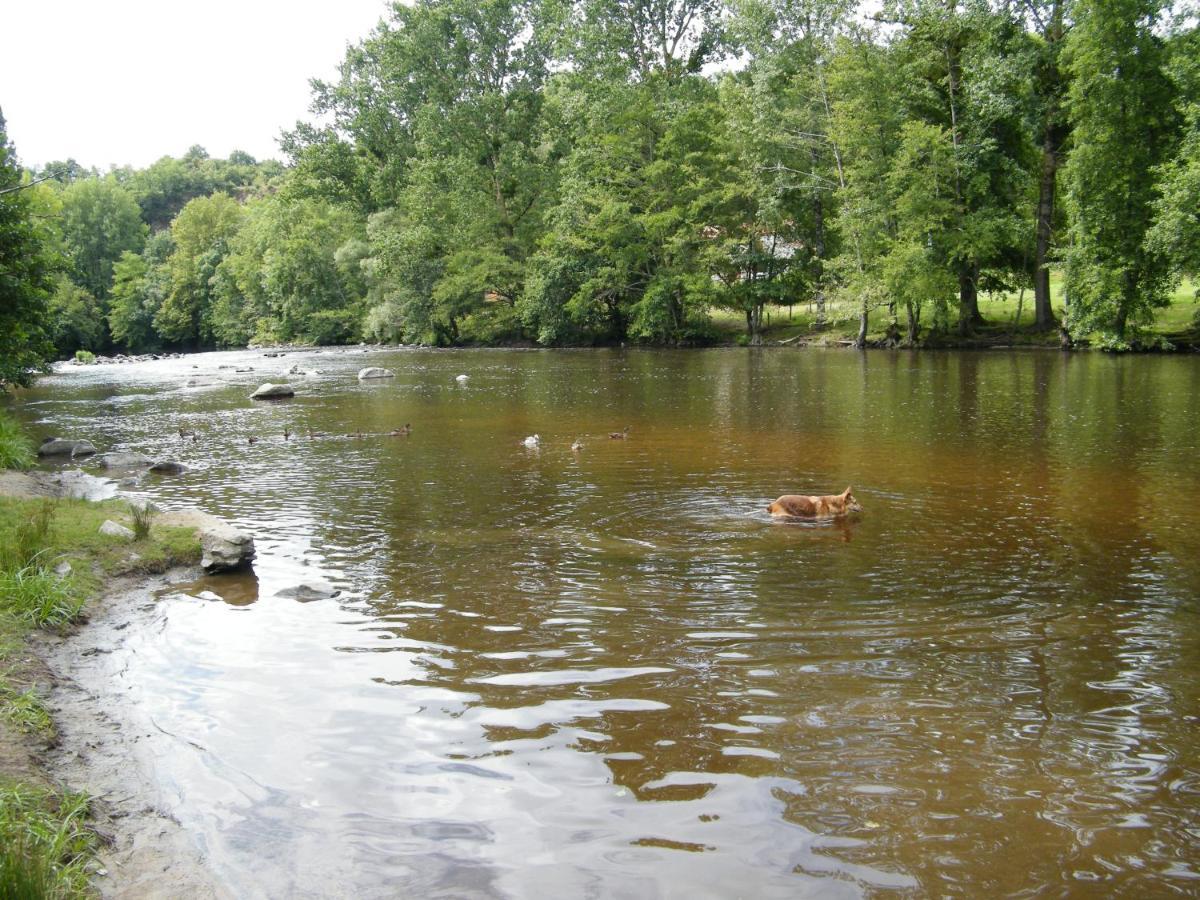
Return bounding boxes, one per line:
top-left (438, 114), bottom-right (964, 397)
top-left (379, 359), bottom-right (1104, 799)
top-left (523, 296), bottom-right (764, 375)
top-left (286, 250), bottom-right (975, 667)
top-left (13, 347), bottom-right (1200, 897)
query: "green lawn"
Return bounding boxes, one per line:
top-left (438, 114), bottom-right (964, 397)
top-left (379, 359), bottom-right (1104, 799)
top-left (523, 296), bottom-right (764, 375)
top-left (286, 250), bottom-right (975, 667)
top-left (711, 275), bottom-right (1199, 346)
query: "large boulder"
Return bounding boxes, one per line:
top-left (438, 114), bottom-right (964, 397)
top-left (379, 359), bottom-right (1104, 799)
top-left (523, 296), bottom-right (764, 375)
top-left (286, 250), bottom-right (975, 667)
top-left (250, 383), bottom-right (295, 400)
top-left (158, 509), bottom-right (256, 574)
top-left (149, 460), bottom-right (188, 475)
top-left (38, 438), bottom-right (97, 458)
top-left (198, 520), bottom-right (256, 573)
top-left (98, 451), bottom-right (153, 470)
top-left (358, 367), bottom-right (395, 380)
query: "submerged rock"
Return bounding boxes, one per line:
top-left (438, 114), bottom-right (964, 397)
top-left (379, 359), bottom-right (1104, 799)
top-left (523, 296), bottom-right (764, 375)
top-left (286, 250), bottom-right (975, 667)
top-left (250, 383), bottom-right (295, 400)
top-left (276, 582), bottom-right (341, 602)
top-left (358, 367), bottom-right (395, 380)
top-left (99, 520), bottom-right (135, 540)
top-left (97, 452), bottom-right (153, 470)
top-left (148, 460), bottom-right (188, 475)
top-left (38, 438), bottom-right (97, 458)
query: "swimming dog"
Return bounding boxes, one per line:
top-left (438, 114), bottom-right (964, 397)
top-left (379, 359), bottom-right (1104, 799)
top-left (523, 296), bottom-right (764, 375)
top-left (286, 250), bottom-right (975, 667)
top-left (767, 487), bottom-right (862, 519)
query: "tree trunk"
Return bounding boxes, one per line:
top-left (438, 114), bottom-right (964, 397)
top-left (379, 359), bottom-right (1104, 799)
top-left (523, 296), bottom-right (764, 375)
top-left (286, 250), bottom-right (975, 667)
top-left (1034, 0), bottom-right (1065, 330)
top-left (855, 301), bottom-right (868, 348)
top-left (812, 147), bottom-right (827, 328)
top-left (958, 265), bottom-right (980, 336)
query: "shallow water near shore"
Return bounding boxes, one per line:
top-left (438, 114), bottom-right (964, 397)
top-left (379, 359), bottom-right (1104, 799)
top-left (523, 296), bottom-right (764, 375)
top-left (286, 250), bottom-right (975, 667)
top-left (13, 347), bottom-right (1200, 897)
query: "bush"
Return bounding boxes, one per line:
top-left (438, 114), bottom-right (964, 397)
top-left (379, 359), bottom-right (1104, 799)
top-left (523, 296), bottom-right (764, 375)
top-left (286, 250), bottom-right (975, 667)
top-left (72, 350), bottom-right (95, 364)
top-left (0, 415), bottom-right (34, 472)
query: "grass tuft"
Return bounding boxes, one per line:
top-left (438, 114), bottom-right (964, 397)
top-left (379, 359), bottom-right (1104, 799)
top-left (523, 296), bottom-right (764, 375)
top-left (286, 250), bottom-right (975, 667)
top-left (0, 783), bottom-right (99, 899)
top-left (128, 502), bottom-right (156, 541)
top-left (1, 501), bottom-right (57, 573)
top-left (0, 564), bottom-right (83, 631)
top-left (0, 415), bottom-right (35, 472)
top-left (0, 688), bottom-right (54, 741)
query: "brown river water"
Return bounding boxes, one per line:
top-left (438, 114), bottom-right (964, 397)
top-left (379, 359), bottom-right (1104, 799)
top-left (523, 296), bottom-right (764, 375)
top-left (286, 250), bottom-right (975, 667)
top-left (12, 347), bottom-right (1200, 897)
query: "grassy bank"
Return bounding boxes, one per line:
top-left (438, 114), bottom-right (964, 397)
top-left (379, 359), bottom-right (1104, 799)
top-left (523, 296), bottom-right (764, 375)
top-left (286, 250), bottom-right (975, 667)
top-left (0, 411), bottom-right (203, 897)
top-left (711, 276), bottom-right (1200, 348)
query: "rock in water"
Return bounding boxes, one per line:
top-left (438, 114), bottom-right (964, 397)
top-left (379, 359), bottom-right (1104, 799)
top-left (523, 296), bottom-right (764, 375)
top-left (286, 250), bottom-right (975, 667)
top-left (198, 520), bottom-right (256, 573)
top-left (97, 452), bottom-right (153, 470)
top-left (99, 520), bottom-right (135, 540)
top-left (38, 438), bottom-right (97, 457)
top-left (358, 367), bottom-right (395, 380)
top-left (276, 582), bottom-right (341, 602)
top-left (149, 460), bottom-right (188, 475)
top-left (250, 383), bottom-right (295, 400)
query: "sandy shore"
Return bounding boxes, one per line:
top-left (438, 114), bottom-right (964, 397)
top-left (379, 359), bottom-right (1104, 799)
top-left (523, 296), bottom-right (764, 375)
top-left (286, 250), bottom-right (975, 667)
top-left (34, 572), bottom-right (230, 898)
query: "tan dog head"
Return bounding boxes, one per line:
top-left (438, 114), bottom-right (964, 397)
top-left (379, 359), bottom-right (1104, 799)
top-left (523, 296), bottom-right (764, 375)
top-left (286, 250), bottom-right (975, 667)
top-left (842, 487), bottom-right (863, 514)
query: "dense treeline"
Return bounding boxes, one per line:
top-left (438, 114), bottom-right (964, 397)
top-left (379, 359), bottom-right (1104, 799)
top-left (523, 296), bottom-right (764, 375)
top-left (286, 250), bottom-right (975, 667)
top-left (2, 0), bottom-right (1198, 384)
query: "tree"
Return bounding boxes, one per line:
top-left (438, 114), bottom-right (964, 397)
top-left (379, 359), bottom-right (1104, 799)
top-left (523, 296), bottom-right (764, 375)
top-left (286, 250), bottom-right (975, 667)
top-left (154, 194), bottom-right (244, 346)
top-left (0, 109), bottom-right (58, 387)
top-left (1062, 0), bottom-right (1177, 343)
top-left (1146, 23), bottom-right (1200, 286)
top-left (215, 195), bottom-right (367, 346)
top-left (59, 177), bottom-right (147, 301)
top-left (108, 233), bottom-right (174, 354)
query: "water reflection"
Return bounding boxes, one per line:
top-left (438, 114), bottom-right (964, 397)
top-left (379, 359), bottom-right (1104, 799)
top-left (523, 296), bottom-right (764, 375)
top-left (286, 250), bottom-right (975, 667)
top-left (14, 348), bottom-right (1200, 896)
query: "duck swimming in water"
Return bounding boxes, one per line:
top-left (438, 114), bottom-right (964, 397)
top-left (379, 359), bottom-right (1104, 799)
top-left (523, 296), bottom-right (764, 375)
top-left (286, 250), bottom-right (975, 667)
top-left (523, 434), bottom-right (540, 448)
top-left (609, 426), bottom-right (630, 439)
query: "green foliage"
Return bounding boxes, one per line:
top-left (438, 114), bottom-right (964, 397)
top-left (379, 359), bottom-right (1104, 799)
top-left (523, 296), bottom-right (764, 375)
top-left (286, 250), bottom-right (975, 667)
top-left (58, 176), bottom-right (147, 301)
top-left (0, 415), bottom-right (35, 472)
top-left (0, 783), bottom-right (99, 899)
top-left (1062, 0), bottom-right (1178, 341)
top-left (0, 111), bottom-right (58, 388)
top-left (72, 350), bottom-right (95, 364)
top-left (47, 276), bottom-right (105, 358)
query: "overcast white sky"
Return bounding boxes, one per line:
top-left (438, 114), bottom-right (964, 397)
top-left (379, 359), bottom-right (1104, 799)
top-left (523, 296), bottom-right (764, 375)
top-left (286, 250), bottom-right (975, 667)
top-left (0, 0), bottom-right (389, 171)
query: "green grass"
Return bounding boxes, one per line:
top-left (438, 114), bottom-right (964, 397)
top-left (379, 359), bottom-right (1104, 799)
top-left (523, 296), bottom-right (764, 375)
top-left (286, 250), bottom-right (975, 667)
top-left (711, 274), bottom-right (1199, 347)
top-left (0, 414), bottom-right (35, 472)
top-left (0, 688), bottom-right (53, 741)
top-left (0, 782), bottom-right (100, 899)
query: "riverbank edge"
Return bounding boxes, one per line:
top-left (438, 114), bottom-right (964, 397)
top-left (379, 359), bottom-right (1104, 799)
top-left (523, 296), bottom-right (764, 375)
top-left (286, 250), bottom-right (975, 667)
top-left (0, 473), bottom-right (227, 898)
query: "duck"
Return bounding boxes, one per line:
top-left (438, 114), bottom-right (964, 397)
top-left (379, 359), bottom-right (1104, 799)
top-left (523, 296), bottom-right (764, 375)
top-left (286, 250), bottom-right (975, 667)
top-left (178, 429), bottom-right (196, 439)
top-left (283, 427), bottom-right (292, 441)
top-left (571, 438), bottom-right (584, 452)
top-left (247, 436), bottom-right (258, 445)
top-left (609, 426), bottom-right (631, 440)
top-left (455, 374), bottom-right (470, 383)
top-left (523, 434), bottom-right (541, 449)
top-left (389, 423), bottom-right (412, 437)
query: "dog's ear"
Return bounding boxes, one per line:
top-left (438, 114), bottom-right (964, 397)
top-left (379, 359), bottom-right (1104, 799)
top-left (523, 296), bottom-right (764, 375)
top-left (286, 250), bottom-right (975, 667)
top-left (843, 486), bottom-right (852, 497)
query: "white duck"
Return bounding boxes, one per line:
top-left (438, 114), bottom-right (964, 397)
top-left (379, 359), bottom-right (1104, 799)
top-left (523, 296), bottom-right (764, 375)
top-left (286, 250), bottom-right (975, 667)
top-left (456, 374), bottom-right (470, 383)
top-left (523, 434), bottom-right (541, 448)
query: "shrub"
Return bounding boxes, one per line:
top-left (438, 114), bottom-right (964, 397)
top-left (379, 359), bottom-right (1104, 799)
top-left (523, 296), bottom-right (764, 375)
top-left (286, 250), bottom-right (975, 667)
top-left (0, 415), bottom-right (35, 472)
top-left (73, 350), bottom-right (96, 364)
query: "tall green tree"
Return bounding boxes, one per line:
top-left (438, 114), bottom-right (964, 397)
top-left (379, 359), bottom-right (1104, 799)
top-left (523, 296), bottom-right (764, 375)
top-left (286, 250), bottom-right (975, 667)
top-left (0, 109), bottom-right (58, 387)
top-left (1146, 23), bottom-right (1200, 287)
top-left (1062, 0), bottom-right (1177, 342)
top-left (59, 177), bottom-right (147, 301)
top-left (154, 193), bottom-right (244, 346)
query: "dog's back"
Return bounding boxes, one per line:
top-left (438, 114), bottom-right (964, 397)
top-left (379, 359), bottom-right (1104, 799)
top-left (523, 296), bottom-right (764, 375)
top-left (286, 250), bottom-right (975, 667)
top-left (767, 487), bottom-right (861, 519)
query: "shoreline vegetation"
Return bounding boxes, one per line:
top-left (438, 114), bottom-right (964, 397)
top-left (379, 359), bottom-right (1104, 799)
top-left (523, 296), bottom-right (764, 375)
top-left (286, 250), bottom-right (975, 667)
top-left (0, 412), bottom-right (204, 896)
top-left (3, 0), bottom-right (1200, 392)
